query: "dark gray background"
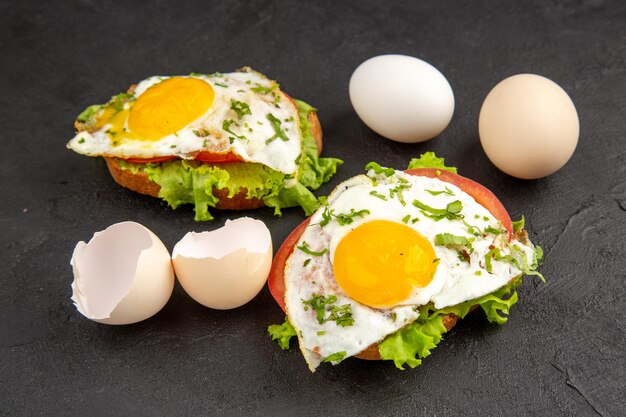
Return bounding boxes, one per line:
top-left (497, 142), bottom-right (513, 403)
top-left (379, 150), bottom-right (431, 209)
top-left (1, 1), bottom-right (624, 416)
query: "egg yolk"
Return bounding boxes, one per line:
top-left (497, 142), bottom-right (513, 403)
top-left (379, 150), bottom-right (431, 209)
top-left (96, 77), bottom-right (215, 142)
top-left (332, 220), bottom-right (438, 309)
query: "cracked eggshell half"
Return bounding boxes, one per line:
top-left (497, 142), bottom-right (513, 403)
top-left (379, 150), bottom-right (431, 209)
top-left (172, 217), bottom-right (272, 310)
top-left (70, 221), bottom-right (175, 325)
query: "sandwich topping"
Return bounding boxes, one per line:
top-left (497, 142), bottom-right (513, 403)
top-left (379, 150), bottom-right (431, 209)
top-left (68, 69), bottom-right (303, 174)
top-left (269, 153), bottom-right (544, 371)
top-left (67, 68), bottom-right (342, 220)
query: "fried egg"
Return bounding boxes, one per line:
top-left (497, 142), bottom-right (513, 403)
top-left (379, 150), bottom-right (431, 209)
top-left (284, 169), bottom-right (535, 371)
top-left (67, 69), bottom-right (302, 175)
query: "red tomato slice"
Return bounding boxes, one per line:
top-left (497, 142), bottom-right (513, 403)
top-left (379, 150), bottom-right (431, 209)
top-left (267, 169), bottom-right (514, 311)
top-left (194, 151), bottom-right (244, 163)
top-left (268, 218), bottom-right (311, 312)
top-left (124, 155), bottom-right (177, 164)
top-left (122, 152), bottom-right (244, 164)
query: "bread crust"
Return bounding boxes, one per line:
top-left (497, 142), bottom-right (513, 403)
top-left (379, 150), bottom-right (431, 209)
top-left (96, 111), bottom-right (322, 211)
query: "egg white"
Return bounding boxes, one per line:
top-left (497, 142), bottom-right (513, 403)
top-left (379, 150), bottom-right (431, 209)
top-left (284, 169), bottom-right (535, 371)
top-left (67, 70), bottom-right (302, 175)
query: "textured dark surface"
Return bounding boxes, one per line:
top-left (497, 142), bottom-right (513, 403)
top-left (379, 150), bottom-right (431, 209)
top-left (1, 0), bottom-right (625, 416)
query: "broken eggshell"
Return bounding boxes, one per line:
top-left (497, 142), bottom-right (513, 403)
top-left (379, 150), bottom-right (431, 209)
top-left (70, 221), bottom-right (175, 325)
top-left (172, 217), bottom-right (272, 310)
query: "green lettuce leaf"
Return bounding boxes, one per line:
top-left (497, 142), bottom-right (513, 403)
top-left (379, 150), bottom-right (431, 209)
top-left (378, 313), bottom-right (447, 369)
top-left (406, 152), bottom-right (458, 173)
top-left (294, 99), bottom-right (343, 190)
top-left (263, 182), bottom-right (320, 216)
top-left (146, 161), bottom-right (229, 221)
top-left (267, 278), bottom-right (524, 367)
top-left (378, 278), bottom-right (522, 370)
top-left (268, 316), bottom-right (297, 350)
top-left (116, 99), bottom-right (342, 221)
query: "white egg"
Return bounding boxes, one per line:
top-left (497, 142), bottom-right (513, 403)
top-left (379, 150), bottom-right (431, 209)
top-left (284, 169), bottom-right (536, 371)
top-left (479, 74), bottom-right (579, 179)
top-left (349, 55), bottom-right (455, 143)
top-left (172, 217), bottom-right (272, 309)
top-left (70, 222), bottom-right (175, 325)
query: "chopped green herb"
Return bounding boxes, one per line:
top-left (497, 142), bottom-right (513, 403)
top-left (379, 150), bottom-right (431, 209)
top-left (170, 144), bottom-right (176, 148)
top-left (193, 128), bottom-right (210, 137)
top-left (401, 214), bottom-right (411, 224)
top-left (412, 199), bottom-right (464, 221)
top-left (389, 184), bottom-right (410, 205)
top-left (272, 91), bottom-right (281, 105)
top-left (391, 312), bottom-right (397, 322)
top-left (334, 208), bottom-right (370, 226)
top-left (222, 119), bottom-right (247, 141)
top-left (463, 220), bottom-right (482, 236)
top-left (484, 226), bottom-right (502, 235)
top-left (447, 200), bottom-right (463, 214)
top-left (323, 351), bottom-right (347, 363)
top-left (475, 270), bottom-right (482, 276)
top-left (251, 83), bottom-right (278, 94)
top-left (512, 216), bottom-right (525, 233)
top-left (77, 138), bottom-right (85, 144)
top-left (76, 104), bottom-right (102, 123)
top-left (317, 331), bottom-right (326, 336)
top-left (297, 241), bottom-right (328, 257)
top-left (265, 113), bottom-right (289, 144)
top-left (485, 247), bottom-right (521, 273)
top-left (301, 294), bottom-right (355, 327)
top-left (303, 259), bottom-right (311, 267)
top-left (369, 190), bottom-right (388, 200)
top-left (319, 206), bottom-right (334, 227)
top-left (108, 92), bottom-right (135, 113)
top-left (230, 99), bottom-right (251, 119)
top-left (302, 294), bottom-right (337, 323)
top-left (426, 187), bottom-right (454, 196)
top-left (326, 304), bottom-right (355, 327)
top-left (214, 82), bottom-right (228, 88)
top-left (434, 233), bottom-right (470, 247)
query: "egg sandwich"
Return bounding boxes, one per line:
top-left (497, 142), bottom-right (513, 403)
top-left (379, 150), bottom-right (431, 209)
top-left (268, 153), bottom-right (544, 371)
top-left (67, 68), bottom-right (342, 220)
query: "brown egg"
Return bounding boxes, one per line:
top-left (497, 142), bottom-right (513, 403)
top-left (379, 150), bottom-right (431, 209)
top-left (479, 74), bottom-right (579, 179)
